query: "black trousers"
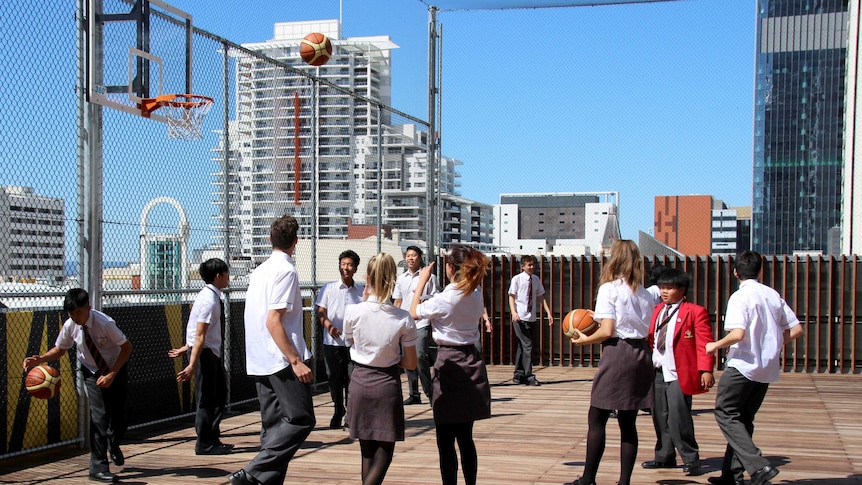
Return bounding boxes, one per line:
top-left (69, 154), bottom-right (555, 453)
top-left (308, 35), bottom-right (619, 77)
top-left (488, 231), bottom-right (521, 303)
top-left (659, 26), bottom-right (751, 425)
top-left (512, 320), bottom-right (536, 379)
top-left (323, 344), bottom-right (351, 417)
top-left (194, 347), bottom-right (227, 451)
top-left (244, 365), bottom-right (316, 485)
top-left (82, 364), bottom-right (128, 474)
top-left (405, 325), bottom-right (434, 400)
top-left (714, 366), bottom-right (771, 478)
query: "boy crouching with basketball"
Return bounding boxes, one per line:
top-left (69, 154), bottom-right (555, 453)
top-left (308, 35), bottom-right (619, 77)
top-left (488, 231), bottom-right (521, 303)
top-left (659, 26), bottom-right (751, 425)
top-left (23, 289), bottom-right (133, 483)
top-left (642, 269), bottom-right (714, 477)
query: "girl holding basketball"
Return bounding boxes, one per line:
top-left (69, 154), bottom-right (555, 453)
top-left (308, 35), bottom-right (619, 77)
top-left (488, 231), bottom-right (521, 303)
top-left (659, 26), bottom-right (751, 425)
top-left (410, 245), bottom-right (492, 485)
top-left (567, 240), bottom-right (655, 485)
top-left (343, 253), bottom-right (418, 485)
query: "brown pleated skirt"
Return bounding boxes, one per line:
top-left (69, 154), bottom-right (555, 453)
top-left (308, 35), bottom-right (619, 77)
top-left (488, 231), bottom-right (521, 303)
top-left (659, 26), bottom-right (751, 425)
top-left (432, 344), bottom-right (492, 425)
top-left (590, 337), bottom-right (654, 411)
top-left (348, 363), bottom-right (404, 442)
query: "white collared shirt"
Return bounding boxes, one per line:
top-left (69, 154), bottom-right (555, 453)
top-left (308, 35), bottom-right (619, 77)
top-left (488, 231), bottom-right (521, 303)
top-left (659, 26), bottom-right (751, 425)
top-left (55, 310), bottom-right (127, 374)
top-left (315, 279), bottom-right (364, 346)
top-left (344, 295), bottom-right (418, 368)
top-left (393, 269), bottom-right (439, 329)
top-left (416, 283), bottom-right (484, 346)
top-left (593, 278), bottom-right (653, 339)
top-left (724, 279), bottom-right (800, 383)
top-left (186, 283), bottom-right (223, 357)
top-left (508, 272), bottom-right (545, 321)
top-left (243, 251), bottom-right (311, 376)
top-left (652, 302), bottom-right (679, 381)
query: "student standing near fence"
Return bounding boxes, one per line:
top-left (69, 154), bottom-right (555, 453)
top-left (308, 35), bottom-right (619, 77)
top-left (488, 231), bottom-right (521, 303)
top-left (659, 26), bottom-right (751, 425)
top-left (392, 245), bottom-right (439, 406)
top-left (705, 250), bottom-right (802, 485)
top-left (23, 288), bottom-right (133, 483)
top-left (168, 258), bottom-right (232, 455)
top-left (229, 215), bottom-right (315, 485)
top-left (411, 245), bottom-right (492, 485)
top-left (343, 253), bottom-right (418, 485)
top-left (567, 240), bottom-right (655, 485)
top-left (508, 255), bottom-right (553, 386)
top-left (316, 249), bottom-right (364, 430)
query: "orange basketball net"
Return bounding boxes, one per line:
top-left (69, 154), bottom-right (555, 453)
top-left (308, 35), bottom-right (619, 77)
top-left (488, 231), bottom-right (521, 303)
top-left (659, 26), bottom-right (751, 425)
top-left (139, 94), bottom-right (214, 139)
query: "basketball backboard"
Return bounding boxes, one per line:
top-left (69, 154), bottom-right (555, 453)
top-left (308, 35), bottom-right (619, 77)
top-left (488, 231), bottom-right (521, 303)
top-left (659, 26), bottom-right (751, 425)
top-left (86, 0), bottom-right (194, 123)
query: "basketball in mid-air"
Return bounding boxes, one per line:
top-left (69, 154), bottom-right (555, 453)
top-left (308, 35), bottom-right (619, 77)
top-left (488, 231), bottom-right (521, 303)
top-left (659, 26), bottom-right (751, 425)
top-left (562, 309), bottom-right (598, 339)
top-left (25, 365), bottom-right (61, 399)
top-left (300, 32), bottom-right (332, 66)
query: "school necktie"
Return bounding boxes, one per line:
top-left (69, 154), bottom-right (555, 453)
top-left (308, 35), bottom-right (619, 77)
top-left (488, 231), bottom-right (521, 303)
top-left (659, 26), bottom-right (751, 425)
top-left (84, 326), bottom-right (112, 376)
top-left (656, 304), bottom-right (677, 353)
top-left (527, 275), bottom-right (533, 316)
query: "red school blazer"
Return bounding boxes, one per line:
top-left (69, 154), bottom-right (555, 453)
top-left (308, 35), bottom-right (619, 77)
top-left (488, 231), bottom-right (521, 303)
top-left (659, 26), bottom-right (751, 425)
top-left (647, 300), bottom-right (715, 396)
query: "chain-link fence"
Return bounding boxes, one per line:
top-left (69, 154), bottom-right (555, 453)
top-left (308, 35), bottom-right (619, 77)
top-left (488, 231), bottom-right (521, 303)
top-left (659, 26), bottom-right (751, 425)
top-left (1, 0), bottom-right (433, 457)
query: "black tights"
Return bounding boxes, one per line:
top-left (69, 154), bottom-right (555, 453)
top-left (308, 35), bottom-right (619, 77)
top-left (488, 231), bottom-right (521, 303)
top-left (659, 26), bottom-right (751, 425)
top-left (581, 407), bottom-right (639, 485)
top-left (436, 421), bottom-right (477, 485)
top-left (359, 439), bottom-right (395, 485)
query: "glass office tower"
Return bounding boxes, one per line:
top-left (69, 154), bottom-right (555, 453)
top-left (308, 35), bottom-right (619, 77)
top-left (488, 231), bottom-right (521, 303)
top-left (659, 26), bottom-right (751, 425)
top-left (752, 0), bottom-right (849, 255)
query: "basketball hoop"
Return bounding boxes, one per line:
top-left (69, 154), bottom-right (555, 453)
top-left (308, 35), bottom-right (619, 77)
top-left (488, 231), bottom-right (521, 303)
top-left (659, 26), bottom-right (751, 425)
top-left (139, 94), bottom-right (214, 139)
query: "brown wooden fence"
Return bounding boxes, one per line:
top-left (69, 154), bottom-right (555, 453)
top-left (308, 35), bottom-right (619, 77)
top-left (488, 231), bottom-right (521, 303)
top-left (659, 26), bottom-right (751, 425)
top-left (479, 254), bottom-right (861, 374)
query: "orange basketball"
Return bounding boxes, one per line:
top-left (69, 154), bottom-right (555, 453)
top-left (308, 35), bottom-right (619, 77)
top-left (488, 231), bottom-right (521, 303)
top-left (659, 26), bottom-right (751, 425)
top-left (562, 309), bottom-right (598, 338)
top-left (299, 32), bottom-right (332, 66)
top-left (25, 365), bottom-right (61, 399)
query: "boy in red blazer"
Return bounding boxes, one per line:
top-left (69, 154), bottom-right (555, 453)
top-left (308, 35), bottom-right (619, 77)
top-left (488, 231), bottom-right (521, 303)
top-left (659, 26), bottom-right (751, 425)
top-left (642, 269), bottom-right (715, 477)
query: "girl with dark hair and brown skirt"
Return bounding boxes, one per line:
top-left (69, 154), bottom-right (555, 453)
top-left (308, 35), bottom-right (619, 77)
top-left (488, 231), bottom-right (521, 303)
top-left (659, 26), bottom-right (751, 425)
top-left (567, 240), bottom-right (656, 485)
top-left (343, 253), bottom-right (418, 485)
top-left (410, 245), bottom-right (492, 485)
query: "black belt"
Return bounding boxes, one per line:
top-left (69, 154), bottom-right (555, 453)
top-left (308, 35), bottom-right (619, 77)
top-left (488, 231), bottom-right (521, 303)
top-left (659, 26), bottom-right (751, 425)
top-left (437, 344), bottom-right (475, 350)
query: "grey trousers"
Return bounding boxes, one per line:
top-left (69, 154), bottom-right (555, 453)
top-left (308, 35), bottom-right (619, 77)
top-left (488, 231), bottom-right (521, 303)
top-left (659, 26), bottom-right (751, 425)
top-left (714, 366), bottom-right (771, 478)
top-left (651, 369), bottom-right (699, 464)
top-left (244, 365), bottom-right (316, 485)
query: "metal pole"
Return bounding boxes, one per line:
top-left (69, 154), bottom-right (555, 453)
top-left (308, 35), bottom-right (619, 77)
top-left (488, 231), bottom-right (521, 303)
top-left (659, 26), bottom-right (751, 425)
top-left (221, 43), bottom-right (233, 407)
top-left (84, 0), bottom-right (104, 310)
top-left (377, 106), bottom-right (383, 254)
top-left (427, 6), bottom-right (438, 257)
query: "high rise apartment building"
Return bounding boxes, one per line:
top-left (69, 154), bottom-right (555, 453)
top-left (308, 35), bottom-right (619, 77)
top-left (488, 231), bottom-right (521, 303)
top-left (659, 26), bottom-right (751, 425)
top-left (0, 186), bottom-right (65, 282)
top-left (753, 0), bottom-right (849, 255)
top-left (213, 19), bottom-right (488, 262)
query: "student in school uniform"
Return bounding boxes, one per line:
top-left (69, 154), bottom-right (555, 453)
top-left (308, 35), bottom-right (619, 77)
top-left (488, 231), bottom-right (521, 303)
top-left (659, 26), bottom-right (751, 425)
top-left (24, 288), bottom-right (133, 483)
top-left (411, 245), bottom-right (492, 485)
top-left (566, 240), bottom-right (655, 485)
top-left (642, 268), bottom-right (714, 477)
top-left (343, 252), bottom-right (417, 485)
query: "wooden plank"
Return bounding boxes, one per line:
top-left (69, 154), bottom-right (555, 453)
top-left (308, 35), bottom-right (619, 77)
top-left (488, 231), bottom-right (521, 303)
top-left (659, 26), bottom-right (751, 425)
top-left (2, 366), bottom-right (861, 484)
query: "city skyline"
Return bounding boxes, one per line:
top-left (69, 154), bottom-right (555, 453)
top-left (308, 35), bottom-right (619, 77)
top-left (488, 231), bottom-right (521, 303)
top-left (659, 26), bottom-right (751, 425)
top-left (171, 0), bottom-right (757, 241)
top-left (2, 1), bottom-right (777, 269)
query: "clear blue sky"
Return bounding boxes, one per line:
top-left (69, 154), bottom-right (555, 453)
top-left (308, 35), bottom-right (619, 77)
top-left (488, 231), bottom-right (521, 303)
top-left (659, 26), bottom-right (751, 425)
top-left (171, 0), bottom-right (756, 241)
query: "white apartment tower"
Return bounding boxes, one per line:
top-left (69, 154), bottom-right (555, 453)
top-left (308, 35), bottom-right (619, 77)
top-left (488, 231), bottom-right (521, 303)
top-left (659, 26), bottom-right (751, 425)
top-left (0, 186), bottom-right (65, 282)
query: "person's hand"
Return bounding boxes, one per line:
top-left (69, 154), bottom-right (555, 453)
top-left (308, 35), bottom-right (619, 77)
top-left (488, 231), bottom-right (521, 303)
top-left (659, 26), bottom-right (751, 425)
top-left (705, 342), bottom-right (717, 355)
top-left (701, 371), bottom-right (715, 390)
top-left (23, 355), bottom-right (42, 371)
top-left (328, 325), bottom-right (342, 339)
top-left (177, 365), bottom-right (194, 382)
top-left (547, 314), bottom-right (554, 327)
top-left (417, 261), bottom-right (435, 282)
top-left (511, 313), bottom-right (521, 323)
top-left (167, 347), bottom-right (186, 358)
top-left (570, 329), bottom-right (585, 346)
top-left (96, 372), bottom-right (115, 388)
top-left (292, 361), bottom-right (313, 384)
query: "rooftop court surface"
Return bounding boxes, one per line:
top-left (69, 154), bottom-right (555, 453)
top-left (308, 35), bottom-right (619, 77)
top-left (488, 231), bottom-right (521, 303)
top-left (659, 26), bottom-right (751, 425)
top-left (2, 365), bottom-right (860, 485)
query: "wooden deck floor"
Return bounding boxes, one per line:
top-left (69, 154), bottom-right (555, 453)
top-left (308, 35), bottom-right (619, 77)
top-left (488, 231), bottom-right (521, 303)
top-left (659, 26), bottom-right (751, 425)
top-left (2, 366), bottom-right (861, 485)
